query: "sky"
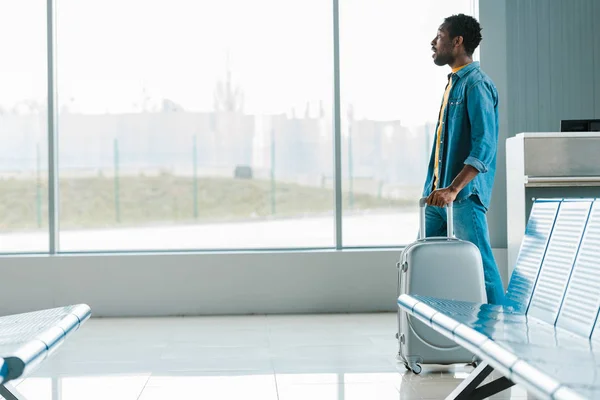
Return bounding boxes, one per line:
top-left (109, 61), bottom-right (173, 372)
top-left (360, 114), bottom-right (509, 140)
top-left (0, 0), bottom-right (476, 126)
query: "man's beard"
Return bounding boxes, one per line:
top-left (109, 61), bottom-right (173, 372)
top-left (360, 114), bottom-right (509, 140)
top-left (433, 52), bottom-right (453, 66)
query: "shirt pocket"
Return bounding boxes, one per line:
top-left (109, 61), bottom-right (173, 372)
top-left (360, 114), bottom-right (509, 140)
top-left (447, 97), bottom-right (465, 122)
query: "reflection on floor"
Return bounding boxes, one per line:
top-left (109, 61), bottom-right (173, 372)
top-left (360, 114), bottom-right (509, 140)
top-left (15, 313), bottom-right (535, 399)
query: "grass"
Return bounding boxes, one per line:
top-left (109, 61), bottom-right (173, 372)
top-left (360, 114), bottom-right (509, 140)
top-left (0, 173), bottom-right (412, 231)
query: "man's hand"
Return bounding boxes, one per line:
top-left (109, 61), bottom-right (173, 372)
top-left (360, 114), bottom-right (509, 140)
top-left (426, 186), bottom-right (458, 207)
top-left (427, 165), bottom-right (480, 207)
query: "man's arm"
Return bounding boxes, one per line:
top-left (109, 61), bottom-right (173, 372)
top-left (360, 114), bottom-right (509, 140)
top-left (427, 81), bottom-right (498, 207)
top-left (427, 165), bottom-right (479, 207)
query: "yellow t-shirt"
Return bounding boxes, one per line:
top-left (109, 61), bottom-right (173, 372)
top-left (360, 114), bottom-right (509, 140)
top-left (432, 63), bottom-right (469, 189)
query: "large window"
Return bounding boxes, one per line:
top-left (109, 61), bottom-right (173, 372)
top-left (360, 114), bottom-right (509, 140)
top-left (0, 0), bottom-right (48, 253)
top-left (2, 0), bottom-right (478, 253)
top-left (56, 0), bottom-right (334, 251)
top-left (340, 0), bottom-right (478, 247)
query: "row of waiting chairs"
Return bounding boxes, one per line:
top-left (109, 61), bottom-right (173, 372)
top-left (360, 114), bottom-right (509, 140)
top-left (399, 198), bottom-right (600, 399)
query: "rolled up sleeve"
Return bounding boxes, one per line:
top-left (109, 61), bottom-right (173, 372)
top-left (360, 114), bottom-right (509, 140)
top-left (465, 81), bottom-right (498, 173)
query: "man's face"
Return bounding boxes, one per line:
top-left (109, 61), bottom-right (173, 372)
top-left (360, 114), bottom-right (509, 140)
top-left (431, 25), bottom-right (455, 66)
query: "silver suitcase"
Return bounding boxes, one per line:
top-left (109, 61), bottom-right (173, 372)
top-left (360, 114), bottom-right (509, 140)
top-left (397, 197), bottom-right (487, 374)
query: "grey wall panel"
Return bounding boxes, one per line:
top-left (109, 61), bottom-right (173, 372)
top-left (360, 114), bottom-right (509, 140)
top-left (505, 0), bottom-right (516, 138)
top-left (564, 0), bottom-right (575, 119)
top-left (480, 0), bottom-right (508, 252)
top-left (595, 0), bottom-right (600, 115)
top-left (548, 0), bottom-right (563, 130)
top-left (537, 0), bottom-right (552, 131)
top-left (524, 0), bottom-right (539, 132)
top-left (506, 0), bottom-right (522, 135)
top-left (481, 0), bottom-right (600, 249)
top-left (502, 0), bottom-right (599, 132)
top-left (579, 0), bottom-right (595, 118)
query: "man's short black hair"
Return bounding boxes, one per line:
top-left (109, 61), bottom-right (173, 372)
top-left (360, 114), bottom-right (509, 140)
top-left (443, 14), bottom-right (482, 56)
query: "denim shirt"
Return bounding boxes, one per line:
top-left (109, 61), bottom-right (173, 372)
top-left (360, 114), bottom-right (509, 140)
top-left (422, 61), bottom-right (499, 209)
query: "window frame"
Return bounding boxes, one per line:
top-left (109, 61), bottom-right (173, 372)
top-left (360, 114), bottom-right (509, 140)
top-left (12, 0), bottom-right (478, 255)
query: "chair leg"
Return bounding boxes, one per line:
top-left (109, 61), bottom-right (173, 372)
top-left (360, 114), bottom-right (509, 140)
top-left (0, 383), bottom-right (28, 400)
top-left (470, 376), bottom-right (515, 400)
top-left (445, 361), bottom-right (515, 400)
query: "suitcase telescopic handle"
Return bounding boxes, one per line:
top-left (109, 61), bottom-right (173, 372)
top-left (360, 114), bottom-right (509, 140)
top-left (419, 197), bottom-right (454, 239)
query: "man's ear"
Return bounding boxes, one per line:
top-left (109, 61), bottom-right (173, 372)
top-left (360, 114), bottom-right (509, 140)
top-left (453, 36), bottom-right (464, 48)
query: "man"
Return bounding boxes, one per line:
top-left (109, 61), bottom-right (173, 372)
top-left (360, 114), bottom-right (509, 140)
top-left (423, 14), bottom-right (505, 304)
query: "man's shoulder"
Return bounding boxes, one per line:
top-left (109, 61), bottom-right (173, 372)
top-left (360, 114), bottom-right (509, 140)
top-left (464, 66), bottom-right (497, 90)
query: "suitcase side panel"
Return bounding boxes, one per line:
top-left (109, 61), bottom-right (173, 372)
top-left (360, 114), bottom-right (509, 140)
top-left (406, 240), bottom-right (486, 302)
top-left (397, 238), bottom-right (485, 365)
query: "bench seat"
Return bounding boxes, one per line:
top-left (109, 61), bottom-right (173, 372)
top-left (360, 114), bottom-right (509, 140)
top-left (399, 294), bottom-right (599, 399)
top-left (0, 304), bottom-right (91, 399)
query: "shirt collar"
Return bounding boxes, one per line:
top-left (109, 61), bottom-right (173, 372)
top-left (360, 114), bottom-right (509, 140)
top-left (448, 61), bottom-right (479, 80)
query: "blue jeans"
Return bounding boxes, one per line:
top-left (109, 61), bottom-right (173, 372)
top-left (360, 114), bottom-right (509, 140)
top-left (424, 195), bottom-right (505, 305)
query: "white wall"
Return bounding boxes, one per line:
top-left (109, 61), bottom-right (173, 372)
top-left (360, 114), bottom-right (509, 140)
top-left (0, 249), bottom-right (507, 317)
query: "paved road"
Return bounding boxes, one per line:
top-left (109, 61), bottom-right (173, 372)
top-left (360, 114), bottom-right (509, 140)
top-left (0, 211), bottom-right (420, 253)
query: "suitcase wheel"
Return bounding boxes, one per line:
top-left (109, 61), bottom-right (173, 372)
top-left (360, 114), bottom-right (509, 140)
top-left (405, 363), bottom-right (422, 374)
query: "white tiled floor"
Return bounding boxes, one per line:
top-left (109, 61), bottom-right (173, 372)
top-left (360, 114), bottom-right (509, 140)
top-left (15, 313), bottom-right (535, 399)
